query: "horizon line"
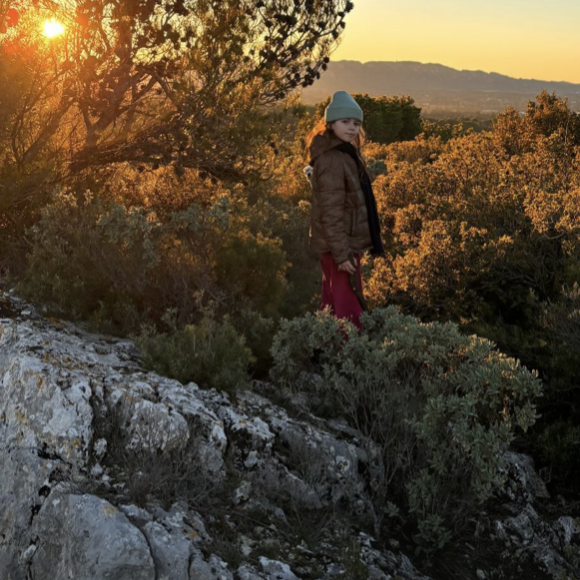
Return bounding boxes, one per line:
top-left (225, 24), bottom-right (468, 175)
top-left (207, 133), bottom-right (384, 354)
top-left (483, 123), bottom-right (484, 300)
top-left (328, 59), bottom-right (579, 87)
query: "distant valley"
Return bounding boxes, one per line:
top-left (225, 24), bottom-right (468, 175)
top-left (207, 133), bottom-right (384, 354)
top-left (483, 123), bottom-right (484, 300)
top-left (300, 60), bottom-right (580, 116)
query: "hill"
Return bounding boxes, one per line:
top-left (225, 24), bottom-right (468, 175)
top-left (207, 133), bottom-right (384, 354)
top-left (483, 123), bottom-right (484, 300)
top-left (300, 60), bottom-right (580, 114)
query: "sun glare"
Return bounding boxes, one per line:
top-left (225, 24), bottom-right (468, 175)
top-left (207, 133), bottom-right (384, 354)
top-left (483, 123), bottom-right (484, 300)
top-left (43, 18), bottom-right (65, 38)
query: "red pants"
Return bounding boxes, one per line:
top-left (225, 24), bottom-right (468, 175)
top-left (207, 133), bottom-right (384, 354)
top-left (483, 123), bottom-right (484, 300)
top-left (319, 252), bottom-right (363, 332)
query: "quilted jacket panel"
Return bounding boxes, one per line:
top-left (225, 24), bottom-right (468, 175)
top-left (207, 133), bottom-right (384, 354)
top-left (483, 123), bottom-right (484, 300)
top-left (306, 133), bottom-right (372, 264)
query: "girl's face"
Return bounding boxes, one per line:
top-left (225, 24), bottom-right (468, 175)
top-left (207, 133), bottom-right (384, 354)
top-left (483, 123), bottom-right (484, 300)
top-left (331, 118), bottom-right (361, 143)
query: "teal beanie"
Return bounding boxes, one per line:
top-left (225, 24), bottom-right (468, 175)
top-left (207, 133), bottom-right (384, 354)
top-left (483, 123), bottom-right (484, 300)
top-left (325, 90), bottom-right (363, 123)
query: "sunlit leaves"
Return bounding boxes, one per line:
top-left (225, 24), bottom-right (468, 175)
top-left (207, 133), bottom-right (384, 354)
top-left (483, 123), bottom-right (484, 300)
top-left (0, 0), bottom-right (351, 183)
top-left (6, 7), bottom-right (19, 26)
top-left (368, 92), bottom-right (580, 330)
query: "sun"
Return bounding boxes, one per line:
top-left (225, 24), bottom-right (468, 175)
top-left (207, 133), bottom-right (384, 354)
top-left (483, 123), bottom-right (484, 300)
top-left (43, 18), bottom-right (65, 38)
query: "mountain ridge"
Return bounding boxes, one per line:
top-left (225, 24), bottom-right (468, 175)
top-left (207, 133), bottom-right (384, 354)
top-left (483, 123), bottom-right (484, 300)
top-left (300, 60), bottom-right (580, 113)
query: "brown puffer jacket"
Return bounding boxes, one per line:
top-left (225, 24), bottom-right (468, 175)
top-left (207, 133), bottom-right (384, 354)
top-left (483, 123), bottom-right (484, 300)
top-left (306, 132), bottom-right (373, 265)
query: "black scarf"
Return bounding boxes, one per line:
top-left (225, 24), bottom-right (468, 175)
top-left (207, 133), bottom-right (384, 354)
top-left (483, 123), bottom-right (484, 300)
top-left (330, 142), bottom-right (384, 256)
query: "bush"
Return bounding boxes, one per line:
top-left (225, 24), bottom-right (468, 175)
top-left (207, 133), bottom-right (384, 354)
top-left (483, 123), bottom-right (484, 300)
top-left (315, 94), bottom-right (423, 145)
top-left (17, 188), bottom-right (229, 332)
top-left (542, 283), bottom-right (580, 353)
top-left (214, 229), bottom-right (290, 318)
top-left (269, 307), bottom-right (542, 551)
top-left (135, 309), bottom-right (254, 393)
top-left (258, 198), bottom-right (320, 320)
top-left (366, 94), bottom-right (580, 437)
top-left (369, 94), bottom-right (580, 329)
top-left (230, 308), bottom-right (276, 377)
top-left (17, 186), bottom-right (293, 338)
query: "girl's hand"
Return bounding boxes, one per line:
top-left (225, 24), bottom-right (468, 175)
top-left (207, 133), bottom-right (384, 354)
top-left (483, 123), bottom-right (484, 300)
top-left (338, 258), bottom-right (356, 275)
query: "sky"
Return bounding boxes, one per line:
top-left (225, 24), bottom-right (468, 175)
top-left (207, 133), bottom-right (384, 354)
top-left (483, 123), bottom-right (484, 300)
top-left (330, 0), bottom-right (580, 84)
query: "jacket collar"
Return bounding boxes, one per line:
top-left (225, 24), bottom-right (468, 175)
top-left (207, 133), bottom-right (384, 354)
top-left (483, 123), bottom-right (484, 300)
top-left (308, 132), bottom-right (347, 163)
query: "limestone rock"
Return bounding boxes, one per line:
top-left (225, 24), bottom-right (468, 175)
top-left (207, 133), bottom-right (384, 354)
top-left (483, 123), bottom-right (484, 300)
top-left (143, 521), bottom-right (191, 580)
top-left (31, 492), bottom-right (155, 580)
top-left (259, 557), bottom-right (301, 580)
top-left (1, 293), bottom-right (578, 580)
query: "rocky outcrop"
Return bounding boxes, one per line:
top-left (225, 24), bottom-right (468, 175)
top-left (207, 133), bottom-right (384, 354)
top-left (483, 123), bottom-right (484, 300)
top-left (0, 292), bottom-right (432, 580)
top-left (486, 453), bottom-right (580, 579)
top-left (0, 291), bottom-right (578, 580)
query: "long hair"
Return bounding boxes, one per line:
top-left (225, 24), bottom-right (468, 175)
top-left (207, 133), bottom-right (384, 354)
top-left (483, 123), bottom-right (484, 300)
top-left (305, 117), bottom-right (368, 176)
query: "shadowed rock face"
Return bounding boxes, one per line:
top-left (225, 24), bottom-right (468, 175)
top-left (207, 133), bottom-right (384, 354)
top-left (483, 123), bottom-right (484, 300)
top-left (0, 291), bottom-right (578, 580)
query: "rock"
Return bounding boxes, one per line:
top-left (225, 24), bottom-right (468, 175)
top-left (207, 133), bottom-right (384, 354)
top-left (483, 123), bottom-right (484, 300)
top-left (325, 563), bottom-right (346, 576)
top-left (119, 504), bottom-right (154, 526)
top-left (502, 452), bottom-right (550, 501)
top-left (234, 480), bottom-right (253, 504)
top-left (143, 520), bottom-right (192, 580)
top-left (0, 450), bottom-right (59, 579)
top-left (504, 504), bottom-right (536, 543)
top-left (553, 516), bottom-right (580, 547)
top-left (188, 552), bottom-right (234, 580)
top-left (493, 520), bottom-right (508, 541)
top-left (1, 293), bottom-right (578, 580)
top-left (125, 398), bottom-right (190, 453)
top-left (259, 557), bottom-right (301, 580)
top-left (31, 492), bottom-right (155, 580)
top-left (0, 355), bottom-right (93, 465)
top-left (495, 503), bottom-right (579, 578)
top-left (93, 437), bottom-right (107, 459)
top-left (147, 503), bottom-right (211, 545)
top-left (237, 565), bottom-right (265, 580)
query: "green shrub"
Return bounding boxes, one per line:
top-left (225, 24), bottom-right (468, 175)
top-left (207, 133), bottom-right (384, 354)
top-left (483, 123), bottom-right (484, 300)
top-left (18, 188), bottom-right (226, 332)
top-left (214, 229), bottom-right (290, 318)
top-left (542, 283), bottom-right (580, 353)
top-left (17, 187), bottom-right (293, 339)
top-left (366, 95), bottom-right (580, 475)
top-left (232, 194), bottom-right (320, 320)
top-left (315, 94), bottom-right (423, 145)
top-left (230, 308), bottom-right (276, 377)
top-left (135, 310), bottom-right (254, 393)
top-left (270, 306), bottom-right (542, 551)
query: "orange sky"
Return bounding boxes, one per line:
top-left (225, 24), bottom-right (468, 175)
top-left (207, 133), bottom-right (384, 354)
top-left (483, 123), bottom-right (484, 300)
top-left (330, 0), bottom-right (580, 84)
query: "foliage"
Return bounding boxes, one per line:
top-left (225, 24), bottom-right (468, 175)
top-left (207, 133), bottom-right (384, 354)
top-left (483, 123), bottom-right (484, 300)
top-left (229, 308), bottom-right (276, 378)
top-left (270, 306), bottom-right (542, 551)
top-left (314, 93), bottom-right (423, 145)
top-left (542, 283), bottom-right (580, 353)
top-left (242, 194), bottom-right (320, 318)
top-left (17, 178), bottom-right (301, 377)
top-left (362, 94), bottom-right (580, 488)
top-left (0, 0), bottom-right (353, 259)
top-left (17, 185), bottom-right (283, 327)
top-left (367, 93), bottom-right (580, 363)
top-left (135, 308), bottom-right (254, 392)
top-left (17, 187), bottom-right (227, 332)
top-left (420, 119), bottom-right (455, 141)
top-left (214, 229), bottom-right (289, 318)
top-left (0, 0), bottom-right (352, 174)
top-left (422, 116), bottom-right (494, 135)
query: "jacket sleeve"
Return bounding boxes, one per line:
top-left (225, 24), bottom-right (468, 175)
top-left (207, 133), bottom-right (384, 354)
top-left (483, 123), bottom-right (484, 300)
top-left (315, 153), bottom-right (351, 265)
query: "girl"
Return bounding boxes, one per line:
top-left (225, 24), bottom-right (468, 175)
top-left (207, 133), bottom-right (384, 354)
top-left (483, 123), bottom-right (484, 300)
top-left (304, 90), bottom-right (384, 332)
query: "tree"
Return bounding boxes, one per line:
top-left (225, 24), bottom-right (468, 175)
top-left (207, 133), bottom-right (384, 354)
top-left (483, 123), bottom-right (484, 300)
top-left (525, 90), bottom-right (580, 145)
top-left (315, 93), bottom-right (422, 144)
top-left (0, 0), bottom-right (354, 201)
